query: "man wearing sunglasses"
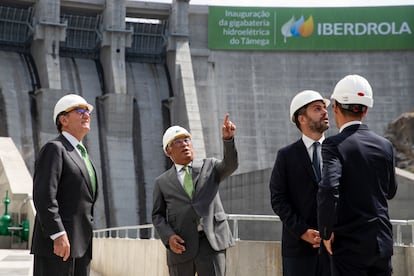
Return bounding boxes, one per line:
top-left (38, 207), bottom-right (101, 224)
top-left (31, 94), bottom-right (97, 276)
top-left (152, 113), bottom-right (238, 276)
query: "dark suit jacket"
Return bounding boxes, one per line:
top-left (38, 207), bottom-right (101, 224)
top-left (318, 124), bottom-right (397, 257)
top-left (31, 134), bottom-right (98, 259)
top-left (152, 138), bottom-right (238, 266)
top-left (270, 138), bottom-right (320, 257)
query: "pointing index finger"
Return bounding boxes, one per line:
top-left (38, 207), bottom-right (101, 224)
top-left (223, 113), bottom-right (230, 125)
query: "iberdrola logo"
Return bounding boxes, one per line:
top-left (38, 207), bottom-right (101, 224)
top-left (281, 15), bottom-right (314, 43)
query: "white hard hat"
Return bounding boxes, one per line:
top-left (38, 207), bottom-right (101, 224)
top-left (331, 74), bottom-right (373, 108)
top-left (289, 90), bottom-right (330, 124)
top-left (53, 94), bottom-right (94, 123)
top-left (162, 126), bottom-right (191, 153)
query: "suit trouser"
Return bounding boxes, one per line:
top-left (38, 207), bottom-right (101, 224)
top-left (168, 231), bottom-right (226, 276)
top-left (330, 254), bottom-right (392, 276)
top-left (33, 252), bottom-right (91, 276)
top-left (283, 255), bottom-right (330, 276)
top-left (282, 244), bottom-right (331, 276)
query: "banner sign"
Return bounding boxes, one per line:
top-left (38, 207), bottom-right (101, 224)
top-left (208, 6), bottom-right (414, 50)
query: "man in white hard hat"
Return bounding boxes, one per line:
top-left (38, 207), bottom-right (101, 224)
top-left (31, 94), bottom-right (97, 276)
top-left (270, 90), bottom-right (331, 276)
top-left (152, 113), bottom-right (238, 276)
top-left (318, 75), bottom-right (397, 276)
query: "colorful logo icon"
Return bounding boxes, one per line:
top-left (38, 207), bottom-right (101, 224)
top-left (281, 15), bottom-right (314, 43)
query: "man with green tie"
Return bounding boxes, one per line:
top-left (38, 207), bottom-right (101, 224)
top-left (31, 94), bottom-right (97, 276)
top-left (152, 114), bottom-right (238, 276)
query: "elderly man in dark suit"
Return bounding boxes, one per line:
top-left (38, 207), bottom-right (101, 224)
top-left (152, 113), bottom-right (238, 276)
top-left (270, 90), bottom-right (331, 276)
top-left (31, 94), bottom-right (97, 276)
top-left (318, 75), bottom-right (397, 276)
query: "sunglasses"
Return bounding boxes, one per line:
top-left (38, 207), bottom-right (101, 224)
top-left (66, 107), bottom-right (91, 116)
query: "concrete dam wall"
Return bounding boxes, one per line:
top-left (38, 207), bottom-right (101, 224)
top-left (0, 0), bottom-right (413, 234)
top-left (0, 50), bottom-right (170, 229)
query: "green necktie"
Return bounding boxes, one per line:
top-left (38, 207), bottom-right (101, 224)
top-left (183, 166), bottom-right (194, 199)
top-left (77, 143), bottom-right (96, 195)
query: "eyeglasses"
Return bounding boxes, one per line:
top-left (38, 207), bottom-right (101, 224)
top-left (67, 107), bottom-right (90, 116)
top-left (172, 137), bottom-right (191, 146)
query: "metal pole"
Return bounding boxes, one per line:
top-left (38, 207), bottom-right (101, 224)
top-left (233, 219), bottom-right (239, 241)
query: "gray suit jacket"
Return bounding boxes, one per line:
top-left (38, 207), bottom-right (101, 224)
top-left (152, 138), bottom-right (238, 265)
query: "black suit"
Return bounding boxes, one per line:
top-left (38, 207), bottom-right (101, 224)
top-left (31, 134), bottom-right (97, 276)
top-left (270, 138), bottom-right (329, 276)
top-left (318, 124), bottom-right (397, 275)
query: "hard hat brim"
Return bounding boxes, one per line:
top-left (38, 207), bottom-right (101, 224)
top-left (64, 103), bottom-right (94, 113)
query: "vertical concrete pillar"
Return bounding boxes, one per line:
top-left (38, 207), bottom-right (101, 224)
top-left (167, 0), bottom-right (206, 159)
top-left (100, 0), bottom-right (132, 94)
top-left (31, 0), bottom-right (66, 89)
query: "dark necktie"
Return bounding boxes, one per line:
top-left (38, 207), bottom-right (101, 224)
top-left (77, 143), bottom-right (96, 195)
top-left (312, 142), bottom-right (321, 182)
top-left (182, 166), bottom-right (194, 198)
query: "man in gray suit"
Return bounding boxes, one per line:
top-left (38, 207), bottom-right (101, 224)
top-left (152, 113), bottom-right (238, 276)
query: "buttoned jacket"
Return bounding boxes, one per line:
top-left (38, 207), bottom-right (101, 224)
top-left (31, 134), bottom-right (98, 259)
top-left (270, 138), bottom-right (321, 257)
top-left (152, 138), bottom-right (238, 265)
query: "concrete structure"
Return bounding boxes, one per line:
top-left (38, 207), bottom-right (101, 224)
top-left (90, 238), bottom-right (414, 276)
top-left (0, 138), bottom-right (34, 250)
top-left (0, 249), bottom-right (33, 276)
top-left (0, 0), bottom-right (413, 240)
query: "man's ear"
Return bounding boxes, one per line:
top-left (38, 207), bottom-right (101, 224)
top-left (332, 102), bottom-right (339, 114)
top-left (59, 114), bottom-right (68, 126)
top-left (298, 113), bottom-right (306, 125)
top-left (361, 108), bottom-right (368, 119)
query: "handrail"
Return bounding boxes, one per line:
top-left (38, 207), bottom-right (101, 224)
top-left (226, 214), bottom-right (281, 241)
top-left (93, 215), bottom-right (414, 246)
top-left (93, 223), bottom-right (156, 240)
top-left (226, 214), bottom-right (414, 246)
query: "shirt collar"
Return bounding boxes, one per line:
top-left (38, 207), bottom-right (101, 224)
top-left (339, 121), bottom-right (362, 133)
top-left (302, 134), bottom-right (324, 150)
top-left (175, 162), bottom-right (193, 173)
top-left (62, 131), bottom-right (81, 149)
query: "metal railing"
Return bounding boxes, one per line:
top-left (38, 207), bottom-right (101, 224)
top-left (0, 5), bottom-right (33, 49)
top-left (125, 19), bottom-right (167, 63)
top-left (60, 13), bottom-right (101, 57)
top-left (93, 223), bottom-right (156, 240)
top-left (391, 219), bottom-right (414, 246)
top-left (93, 214), bottom-right (414, 246)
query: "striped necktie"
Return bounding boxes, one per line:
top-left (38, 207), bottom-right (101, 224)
top-left (77, 143), bottom-right (96, 195)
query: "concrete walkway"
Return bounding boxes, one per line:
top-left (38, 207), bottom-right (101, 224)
top-left (0, 249), bottom-right (101, 276)
top-left (0, 249), bottom-right (32, 276)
